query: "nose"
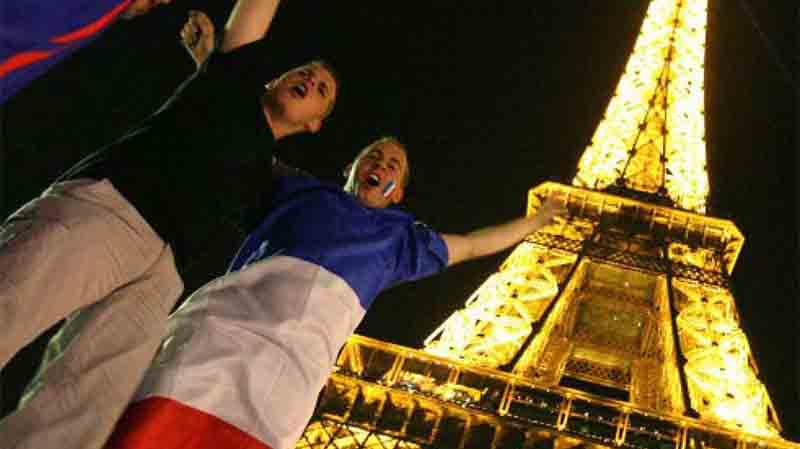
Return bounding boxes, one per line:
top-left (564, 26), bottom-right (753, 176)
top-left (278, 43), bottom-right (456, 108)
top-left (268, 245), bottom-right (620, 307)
top-left (305, 76), bottom-right (316, 89)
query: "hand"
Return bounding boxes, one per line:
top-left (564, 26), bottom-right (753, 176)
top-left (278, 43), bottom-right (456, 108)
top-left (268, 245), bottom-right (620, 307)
top-left (181, 10), bottom-right (216, 68)
top-left (533, 193), bottom-right (569, 227)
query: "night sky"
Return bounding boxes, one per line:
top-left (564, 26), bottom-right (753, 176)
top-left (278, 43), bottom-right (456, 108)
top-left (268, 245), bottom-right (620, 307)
top-left (2, 0), bottom-right (797, 440)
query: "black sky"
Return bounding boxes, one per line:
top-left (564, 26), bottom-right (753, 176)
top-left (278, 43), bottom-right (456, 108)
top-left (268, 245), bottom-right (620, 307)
top-left (2, 0), bottom-right (797, 440)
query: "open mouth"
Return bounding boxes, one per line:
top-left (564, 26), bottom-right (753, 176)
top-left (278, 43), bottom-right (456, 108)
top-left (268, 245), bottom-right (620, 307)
top-left (366, 173), bottom-right (381, 187)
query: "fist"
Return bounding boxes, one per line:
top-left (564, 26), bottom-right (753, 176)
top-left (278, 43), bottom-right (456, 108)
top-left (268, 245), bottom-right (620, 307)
top-left (535, 193), bottom-right (569, 226)
top-left (181, 10), bottom-right (215, 67)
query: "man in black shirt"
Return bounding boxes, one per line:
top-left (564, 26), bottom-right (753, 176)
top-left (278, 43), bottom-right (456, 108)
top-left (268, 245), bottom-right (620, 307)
top-left (0, 2), bottom-right (338, 448)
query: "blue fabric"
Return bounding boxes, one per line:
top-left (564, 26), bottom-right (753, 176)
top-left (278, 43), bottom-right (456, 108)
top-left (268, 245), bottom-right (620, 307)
top-left (230, 176), bottom-right (449, 310)
top-left (1, 0), bottom-right (128, 103)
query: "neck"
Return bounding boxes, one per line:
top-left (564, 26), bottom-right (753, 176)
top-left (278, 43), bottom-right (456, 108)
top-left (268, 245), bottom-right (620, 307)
top-left (261, 90), bottom-right (306, 140)
top-left (262, 107), bottom-right (295, 141)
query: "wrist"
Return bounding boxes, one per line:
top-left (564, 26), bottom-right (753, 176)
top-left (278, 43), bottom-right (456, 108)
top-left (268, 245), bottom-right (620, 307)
top-left (528, 213), bottom-right (548, 232)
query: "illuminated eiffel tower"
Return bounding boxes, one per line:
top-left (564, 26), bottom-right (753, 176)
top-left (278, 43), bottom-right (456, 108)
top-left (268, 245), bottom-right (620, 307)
top-left (296, 1), bottom-right (799, 448)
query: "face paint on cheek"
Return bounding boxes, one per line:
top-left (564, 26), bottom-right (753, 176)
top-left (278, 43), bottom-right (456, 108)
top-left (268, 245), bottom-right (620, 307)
top-left (382, 180), bottom-right (397, 198)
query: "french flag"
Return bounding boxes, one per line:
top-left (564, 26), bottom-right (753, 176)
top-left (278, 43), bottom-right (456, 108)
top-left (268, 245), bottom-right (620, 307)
top-left (107, 255), bottom-right (368, 449)
top-left (106, 176), bottom-right (448, 449)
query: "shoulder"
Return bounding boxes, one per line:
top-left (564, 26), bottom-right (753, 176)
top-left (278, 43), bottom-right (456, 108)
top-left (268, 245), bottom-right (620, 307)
top-left (272, 157), bottom-right (312, 178)
top-left (372, 207), bottom-right (426, 226)
top-left (371, 209), bottom-right (445, 242)
top-left (272, 173), bottom-right (349, 203)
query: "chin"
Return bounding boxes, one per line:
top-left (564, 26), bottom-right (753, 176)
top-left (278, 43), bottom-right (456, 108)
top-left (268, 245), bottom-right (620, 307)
top-left (356, 194), bottom-right (377, 209)
top-left (368, 201), bottom-right (389, 209)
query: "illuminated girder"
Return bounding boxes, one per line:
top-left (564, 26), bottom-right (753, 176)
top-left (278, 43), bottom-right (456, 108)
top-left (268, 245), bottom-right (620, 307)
top-left (298, 420), bottom-right (420, 449)
top-left (423, 243), bottom-right (575, 368)
top-left (674, 281), bottom-right (779, 436)
top-left (573, 0), bottom-right (709, 213)
top-left (296, 336), bottom-right (800, 449)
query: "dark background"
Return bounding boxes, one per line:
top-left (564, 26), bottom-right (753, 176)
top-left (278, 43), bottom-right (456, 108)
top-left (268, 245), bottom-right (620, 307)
top-left (1, 0), bottom-right (797, 439)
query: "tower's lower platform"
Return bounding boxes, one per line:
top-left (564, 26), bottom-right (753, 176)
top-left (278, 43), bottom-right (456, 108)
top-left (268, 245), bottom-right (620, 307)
top-left (296, 335), bottom-right (799, 449)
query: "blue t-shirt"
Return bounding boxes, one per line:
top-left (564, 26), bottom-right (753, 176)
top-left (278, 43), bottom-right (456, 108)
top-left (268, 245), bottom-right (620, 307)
top-left (230, 175), bottom-right (449, 309)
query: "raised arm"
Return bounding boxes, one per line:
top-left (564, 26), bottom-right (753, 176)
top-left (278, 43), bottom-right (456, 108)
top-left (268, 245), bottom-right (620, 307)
top-left (221, 0), bottom-right (281, 53)
top-left (441, 195), bottom-right (567, 266)
top-left (180, 11), bottom-right (216, 69)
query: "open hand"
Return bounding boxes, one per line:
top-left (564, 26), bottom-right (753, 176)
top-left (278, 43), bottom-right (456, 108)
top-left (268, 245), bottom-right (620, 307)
top-left (181, 10), bottom-right (215, 68)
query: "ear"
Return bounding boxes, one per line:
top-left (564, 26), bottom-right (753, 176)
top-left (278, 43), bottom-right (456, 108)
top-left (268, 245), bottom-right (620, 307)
top-left (304, 118), bottom-right (322, 134)
top-left (389, 184), bottom-right (405, 205)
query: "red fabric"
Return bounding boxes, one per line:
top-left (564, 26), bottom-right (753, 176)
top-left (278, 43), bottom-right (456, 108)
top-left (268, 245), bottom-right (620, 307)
top-left (0, 50), bottom-right (54, 77)
top-left (0, 0), bottom-right (132, 79)
top-left (50, 0), bottom-right (133, 44)
top-left (106, 397), bottom-right (273, 449)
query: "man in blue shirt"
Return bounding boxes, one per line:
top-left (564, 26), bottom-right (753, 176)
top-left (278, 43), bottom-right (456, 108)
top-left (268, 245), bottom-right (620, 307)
top-left (105, 137), bottom-right (567, 449)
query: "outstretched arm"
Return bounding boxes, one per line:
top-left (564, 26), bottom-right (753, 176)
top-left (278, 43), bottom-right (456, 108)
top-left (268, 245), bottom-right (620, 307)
top-left (441, 195), bottom-right (567, 266)
top-left (221, 0), bottom-right (281, 53)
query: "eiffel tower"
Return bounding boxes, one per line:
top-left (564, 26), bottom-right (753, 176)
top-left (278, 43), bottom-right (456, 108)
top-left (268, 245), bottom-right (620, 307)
top-left (295, 1), bottom-right (798, 448)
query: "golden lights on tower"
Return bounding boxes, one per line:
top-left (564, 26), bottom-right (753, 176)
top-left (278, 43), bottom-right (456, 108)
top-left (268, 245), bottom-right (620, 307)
top-left (421, 0), bottom-right (785, 440)
top-left (572, 0), bottom-right (709, 213)
top-left (674, 281), bottom-right (778, 436)
top-left (424, 243), bottom-right (574, 368)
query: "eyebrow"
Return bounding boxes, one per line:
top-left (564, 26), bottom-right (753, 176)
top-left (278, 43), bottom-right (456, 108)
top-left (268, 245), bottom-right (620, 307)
top-left (311, 67), bottom-right (334, 97)
top-left (388, 157), bottom-right (401, 167)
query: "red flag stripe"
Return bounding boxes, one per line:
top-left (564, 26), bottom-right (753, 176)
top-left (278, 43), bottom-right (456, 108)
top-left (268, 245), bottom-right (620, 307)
top-left (0, 50), bottom-right (55, 77)
top-left (50, 0), bottom-right (133, 44)
top-left (106, 397), bottom-right (273, 449)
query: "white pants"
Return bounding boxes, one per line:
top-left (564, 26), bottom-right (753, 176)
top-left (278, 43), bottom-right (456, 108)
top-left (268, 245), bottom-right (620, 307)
top-left (0, 179), bottom-right (183, 449)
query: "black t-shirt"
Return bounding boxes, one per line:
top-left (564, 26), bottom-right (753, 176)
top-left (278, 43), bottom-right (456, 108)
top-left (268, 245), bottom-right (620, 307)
top-left (61, 39), bottom-right (292, 273)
